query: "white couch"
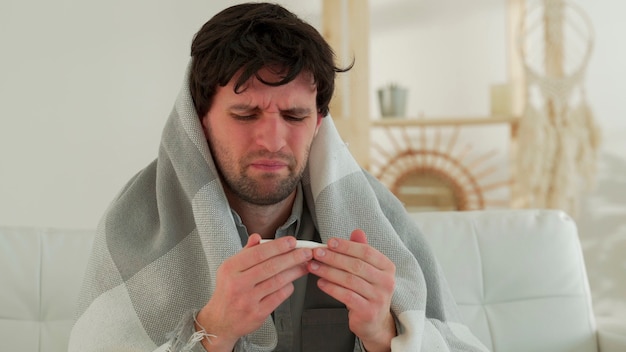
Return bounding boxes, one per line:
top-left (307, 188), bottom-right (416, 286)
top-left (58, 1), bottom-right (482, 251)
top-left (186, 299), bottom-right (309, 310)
top-left (1, 209), bottom-right (623, 352)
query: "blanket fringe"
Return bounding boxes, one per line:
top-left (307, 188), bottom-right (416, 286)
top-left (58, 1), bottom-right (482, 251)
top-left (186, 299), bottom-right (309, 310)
top-left (166, 310), bottom-right (217, 352)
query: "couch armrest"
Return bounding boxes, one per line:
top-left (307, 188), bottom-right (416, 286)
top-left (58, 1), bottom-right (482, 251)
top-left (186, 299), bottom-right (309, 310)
top-left (598, 318), bottom-right (626, 352)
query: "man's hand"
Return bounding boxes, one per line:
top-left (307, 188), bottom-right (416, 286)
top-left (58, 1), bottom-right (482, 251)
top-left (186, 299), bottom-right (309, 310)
top-left (308, 230), bottom-right (396, 352)
top-left (195, 234), bottom-right (312, 352)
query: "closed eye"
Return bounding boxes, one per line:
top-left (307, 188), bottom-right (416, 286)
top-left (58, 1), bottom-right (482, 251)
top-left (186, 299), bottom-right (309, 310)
top-left (231, 114), bottom-right (256, 121)
top-left (282, 107), bottom-right (312, 122)
top-left (284, 115), bottom-right (307, 122)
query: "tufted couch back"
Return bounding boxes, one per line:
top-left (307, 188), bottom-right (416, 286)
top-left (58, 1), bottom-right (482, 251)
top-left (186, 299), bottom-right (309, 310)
top-left (0, 227), bottom-right (94, 352)
top-left (0, 209), bottom-right (599, 352)
top-left (411, 209), bottom-right (598, 352)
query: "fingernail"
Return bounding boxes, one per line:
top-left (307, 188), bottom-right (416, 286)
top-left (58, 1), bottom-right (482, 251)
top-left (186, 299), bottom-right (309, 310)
top-left (303, 249), bottom-right (313, 259)
top-left (287, 237), bottom-right (297, 248)
top-left (316, 248), bottom-right (326, 257)
top-left (310, 262), bottom-right (320, 271)
top-left (329, 239), bottom-right (339, 249)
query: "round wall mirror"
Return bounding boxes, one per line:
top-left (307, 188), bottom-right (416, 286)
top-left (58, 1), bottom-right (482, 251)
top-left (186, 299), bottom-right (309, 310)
top-left (391, 169), bottom-right (467, 212)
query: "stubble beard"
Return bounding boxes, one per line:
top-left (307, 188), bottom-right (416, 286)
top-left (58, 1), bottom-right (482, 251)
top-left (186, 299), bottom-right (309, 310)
top-left (218, 150), bottom-right (309, 206)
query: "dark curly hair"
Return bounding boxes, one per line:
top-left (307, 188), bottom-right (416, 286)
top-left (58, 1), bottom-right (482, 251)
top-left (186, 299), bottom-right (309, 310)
top-left (189, 2), bottom-right (351, 119)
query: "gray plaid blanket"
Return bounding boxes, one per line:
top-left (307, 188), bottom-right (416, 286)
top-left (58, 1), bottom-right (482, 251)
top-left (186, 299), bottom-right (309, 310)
top-left (69, 63), bottom-right (487, 352)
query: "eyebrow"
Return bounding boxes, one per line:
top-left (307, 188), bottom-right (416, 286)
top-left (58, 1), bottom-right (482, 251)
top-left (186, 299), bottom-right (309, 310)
top-left (229, 104), bottom-right (313, 116)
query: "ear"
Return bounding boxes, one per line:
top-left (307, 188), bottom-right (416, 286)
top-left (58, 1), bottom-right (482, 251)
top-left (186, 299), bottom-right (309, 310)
top-left (313, 113), bottom-right (323, 136)
top-left (200, 114), bottom-right (210, 139)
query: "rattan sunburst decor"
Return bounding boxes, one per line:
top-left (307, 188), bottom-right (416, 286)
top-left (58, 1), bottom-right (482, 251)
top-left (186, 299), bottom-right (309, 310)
top-left (371, 125), bottom-right (511, 212)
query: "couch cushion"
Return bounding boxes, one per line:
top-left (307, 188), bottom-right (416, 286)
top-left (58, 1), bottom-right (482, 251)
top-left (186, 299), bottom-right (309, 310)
top-left (0, 227), bottom-right (94, 352)
top-left (411, 209), bottom-right (598, 352)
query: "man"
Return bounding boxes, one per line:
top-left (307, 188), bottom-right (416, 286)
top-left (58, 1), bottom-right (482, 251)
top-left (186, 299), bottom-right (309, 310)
top-left (70, 3), bottom-right (488, 352)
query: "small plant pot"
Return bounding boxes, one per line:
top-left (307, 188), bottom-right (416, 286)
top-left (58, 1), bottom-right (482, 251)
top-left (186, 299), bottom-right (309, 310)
top-left (378, 85), bottom-right (408, 118)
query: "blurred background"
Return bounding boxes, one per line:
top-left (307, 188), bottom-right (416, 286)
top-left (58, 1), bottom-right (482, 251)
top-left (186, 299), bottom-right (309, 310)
top-left (0, 0), bottom-right (623, 325)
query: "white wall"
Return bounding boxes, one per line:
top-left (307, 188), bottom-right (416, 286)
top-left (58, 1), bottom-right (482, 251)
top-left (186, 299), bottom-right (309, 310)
top-left (370, 0), bottom-right (507, 117)
top-left (574, 1), bottom-right (626, 322)
top-left (0, 0), bottom-right (318, 229)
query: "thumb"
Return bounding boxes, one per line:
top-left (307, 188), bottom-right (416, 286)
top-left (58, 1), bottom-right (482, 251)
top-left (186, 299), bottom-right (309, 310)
top-left (245, 233), bottom-right (262, 248)
top-left (350, 229), bottom-right (368, 244)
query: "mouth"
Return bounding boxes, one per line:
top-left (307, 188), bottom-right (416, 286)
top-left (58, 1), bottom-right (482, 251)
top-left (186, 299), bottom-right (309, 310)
top-left (249, 159), bottom-right (289, 172)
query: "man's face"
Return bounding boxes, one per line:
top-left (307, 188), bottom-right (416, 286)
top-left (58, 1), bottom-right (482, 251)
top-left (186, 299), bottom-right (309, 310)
top-left (201, 68), bottom-right (322, 206)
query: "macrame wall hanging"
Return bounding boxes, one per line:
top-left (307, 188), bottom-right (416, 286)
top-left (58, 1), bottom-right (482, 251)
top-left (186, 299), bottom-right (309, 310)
top-left (514, 0), bottom-right (600, 216)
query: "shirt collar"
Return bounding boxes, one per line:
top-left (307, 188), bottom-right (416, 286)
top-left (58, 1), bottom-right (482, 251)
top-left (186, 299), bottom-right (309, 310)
top-left (230, 183), bottom-right (303, 239)
top-left (277, 183), bottom-right (303, 237)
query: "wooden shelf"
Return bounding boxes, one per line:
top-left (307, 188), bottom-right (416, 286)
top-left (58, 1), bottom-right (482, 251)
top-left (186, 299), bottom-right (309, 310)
top-left (371, 115), bottom-right (520, 128)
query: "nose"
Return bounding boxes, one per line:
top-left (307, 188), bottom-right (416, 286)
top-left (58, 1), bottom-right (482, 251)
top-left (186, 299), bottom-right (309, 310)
top-left (255, 115), bottom-right (287, 152)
